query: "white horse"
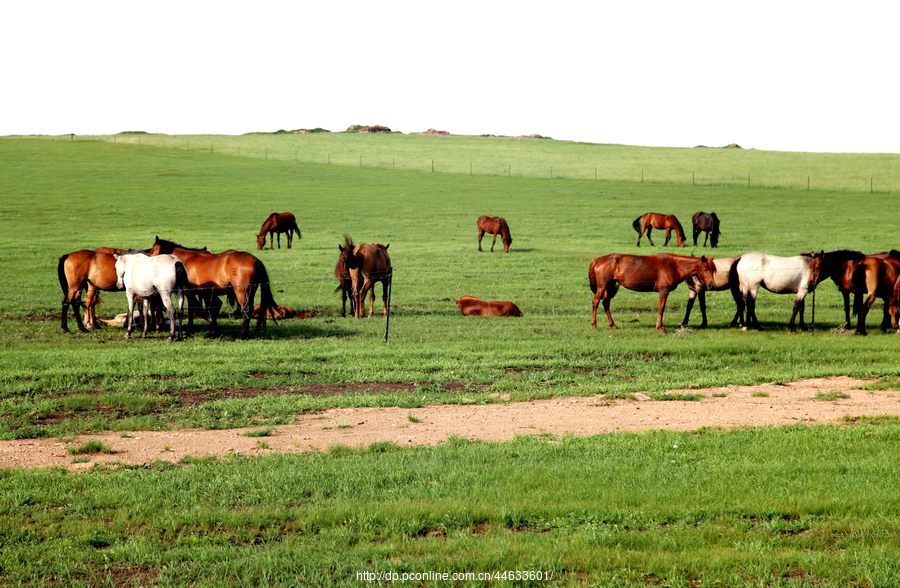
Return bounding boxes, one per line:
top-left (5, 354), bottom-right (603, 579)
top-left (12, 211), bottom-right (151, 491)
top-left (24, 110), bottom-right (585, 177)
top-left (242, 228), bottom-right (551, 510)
top-left (736, 251), bottom-right (823, 332)
top-left (114, 252), bottom-right (188, 342)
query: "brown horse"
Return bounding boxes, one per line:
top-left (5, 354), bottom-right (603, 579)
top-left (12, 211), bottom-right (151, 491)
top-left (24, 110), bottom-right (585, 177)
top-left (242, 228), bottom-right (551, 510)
top-left (149, 237), bottom-right (276, 338)
top-left (852, 250), bottom-right (900, 335)
top-left (680, 255), bottom-right (743, 328)
top-left (816, 250), bottom-right (883, 328)
top-left (691, 212), bottom-right (720, 248)
top-left (58, 249), bottom-right (122, 333)
top-left (256, 212), bottom-right (302, 250)
top-left (589, 253), bottom-right (716, 332)
top-left (338, 235), bottom-right (392, 318)
top-left (454, 295), bottom-right (523, 317)
top-left (633, 213), bottom-right (686, 247)
top-left (334, 253), bottom-right (356, 317)
top-left (477, 216), bottom-right (513, 252)
top-left (888, 274), bottom-right (900, 333)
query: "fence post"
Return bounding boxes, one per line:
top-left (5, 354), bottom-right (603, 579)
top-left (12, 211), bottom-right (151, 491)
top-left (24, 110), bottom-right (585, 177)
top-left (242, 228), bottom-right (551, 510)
top-left (383, 270), bottom-right (393, 342)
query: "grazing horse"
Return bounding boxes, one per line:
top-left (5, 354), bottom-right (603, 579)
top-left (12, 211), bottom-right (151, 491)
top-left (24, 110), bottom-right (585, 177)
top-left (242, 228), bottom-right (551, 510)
top-left (888, 274), bottom-right (900, 334)
top-left (334, 253), bottom-right (356, 317)
top-left (454, 295), bottom-right (523, 317)
top-left (735, 251), bottom-right (824, 333)
top-left (256, 212), bottom-right (302, 250)
top-left (149, 237), bottom-right (276, 338)
top-left (589, 253), bottom-right (716, 332)
top-left (338, 235), bottom-right (392, 318)
top-left (680, 255), bottom-right (743, 328)
top-left (114, 253), bottom-right (189, 342)
top-left (477, 216), bottom-right (513, 253)
top-left (816, 250), bottom-right (880, 328)
top-left (633, 213), bottom-right (686, 247)
top-left (691, 212), bottom-right (720, 248)
top-left (852, 250), bottom-right (900, 335)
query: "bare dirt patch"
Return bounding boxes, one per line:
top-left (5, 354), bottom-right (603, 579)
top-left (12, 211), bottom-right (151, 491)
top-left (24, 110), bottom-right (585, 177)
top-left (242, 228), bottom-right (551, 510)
top-left (2, 377), bottom-right (897, 471)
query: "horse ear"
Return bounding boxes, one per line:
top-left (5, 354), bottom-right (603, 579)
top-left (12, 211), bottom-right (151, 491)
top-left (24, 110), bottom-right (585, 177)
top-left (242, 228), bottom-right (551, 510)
top-left (339, 245), bottom-right (345, 252)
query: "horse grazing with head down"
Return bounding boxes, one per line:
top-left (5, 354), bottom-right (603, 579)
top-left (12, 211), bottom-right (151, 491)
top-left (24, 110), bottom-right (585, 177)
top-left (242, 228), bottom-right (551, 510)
top-left (149, 237), bottom-right (276, 339)
top-left (257, 212), bottom-right (301, 250)
top-left (691, 212), bottom-right (720, 247)
top-left (454, 295), bottom-right (523, 317)
top-left (852, 250), bottom-right (900, 335)
top-left (338, 235), bottom-right (392, 318)
top-left (589, 253), bottom-right (716, 332)
top-left (735, 251), bottom-right (824, 333)
top-left (477, 216), bottom-right (512, 252)
top-left (633, 213), bottom-right (686, 247)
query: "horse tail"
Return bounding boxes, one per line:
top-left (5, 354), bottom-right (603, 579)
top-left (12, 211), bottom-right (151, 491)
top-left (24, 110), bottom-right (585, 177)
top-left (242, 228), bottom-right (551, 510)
top-left (588, 259), bottom-right (599, 294)
top-left (292, 220), bottom-right (302, 241)
top-left (57, 254), bottom-right (70, 298)
top-left (254, 259), bottom-right (277, 331)
top-left (632, 216), bottom-right (642, 233)
top-left (851, 263), bottom-right (866, 317)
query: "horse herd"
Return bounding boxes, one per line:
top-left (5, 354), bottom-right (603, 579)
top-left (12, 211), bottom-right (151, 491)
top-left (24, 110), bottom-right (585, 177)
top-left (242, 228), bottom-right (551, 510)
top-left (56, 210), bottom-right (900, 341)
top-left (600, 211), bottom-right (900, 335)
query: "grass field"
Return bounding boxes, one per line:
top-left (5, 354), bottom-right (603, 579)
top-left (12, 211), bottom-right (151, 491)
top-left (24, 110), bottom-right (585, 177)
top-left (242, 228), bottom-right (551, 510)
top-left (2, 134), bottom-right (900, 586)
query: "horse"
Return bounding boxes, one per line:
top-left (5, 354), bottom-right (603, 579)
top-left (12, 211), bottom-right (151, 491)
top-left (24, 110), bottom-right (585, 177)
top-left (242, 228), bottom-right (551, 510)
top-left (256, 212), bottom-right (301, 250)
top-left (633, 213), bottom-right (686, 247)
top-left (477, 216), bottom-right (513, 253)
top-left (888, 274), bottom-right (900, 334)
top-left (454, 295), bottom-right (523, 317)
top-left (735, 251), bottom-right (824, 333)
top-left (589, 253), bottom-right (716, 332)
top-left (852, 250), bottom-right (900, 335)
top-left (58, 249), bottom-right (121, 333)
top-left (691, 212), bottom-right (720, 248)
top-left (815, 250), bottom-right (878, 328)
top-left (114, 253), bottom-right (189, 342)
top-left (680, 255), bottom-right (744, 328)
top-left (149, 237), bottom-right (277, 339)
top-left (334, 253), bottom-right (356, 317)
top-left (338, 235), bottom-right (392, 318)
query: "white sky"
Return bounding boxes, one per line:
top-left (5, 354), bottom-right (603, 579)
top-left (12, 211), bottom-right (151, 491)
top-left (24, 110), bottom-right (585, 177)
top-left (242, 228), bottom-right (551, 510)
top-left (4, 1), bottom-right (898, 153)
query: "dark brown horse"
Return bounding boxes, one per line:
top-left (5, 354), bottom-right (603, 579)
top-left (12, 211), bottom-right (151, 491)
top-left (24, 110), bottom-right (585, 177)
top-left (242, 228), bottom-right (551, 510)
top-left (149, 237), bottom-right (276, 338)
top-left (338, 235), bottom-right (392, 318)
top-left (256, 212), bottom-right (302, 250)
top-left (888, 274), bottom-right (900, 333)
top-left (852, 250), bottom-right (900, 335)
top-left (477, 216), bottom-right (512, 252)
top-left (589, 253), bottom-right (716, 332)
top-left (454, 295), bottom-right (523, 317)
top-left (680, 255), bottom-right (743, 328)
top-left (691, 212), bottom-right (720, 248)
top-left (634, 213), bottom-right (686, 247)
top-left (58, 249), bottom-right (122, 333)
top-left (334, 253), bottom-right (356, 317)
top-left (816, 250), bottom-right (877, 328)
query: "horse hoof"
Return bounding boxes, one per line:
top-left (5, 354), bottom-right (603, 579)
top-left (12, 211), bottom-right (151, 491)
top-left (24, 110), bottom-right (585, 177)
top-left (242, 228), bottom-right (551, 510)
top-left (741, 327), bottom-right (748, 332)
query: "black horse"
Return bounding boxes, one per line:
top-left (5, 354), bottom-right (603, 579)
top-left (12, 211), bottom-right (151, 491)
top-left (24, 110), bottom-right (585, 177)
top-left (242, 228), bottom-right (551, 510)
top-left (692, 212), bottom-right (720, 248)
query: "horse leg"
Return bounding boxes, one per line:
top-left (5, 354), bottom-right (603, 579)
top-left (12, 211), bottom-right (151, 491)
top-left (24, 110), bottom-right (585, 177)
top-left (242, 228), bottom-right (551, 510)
top-left (159, 292), bottom-right (177, 342)
top-left (141, 297), bottom-right (152, 339)
top-left (656, 288), bottom-right (670, 332)
top-left (663, 228), bottom-right (672, 247)
top-left (286, 231), bottom-right (292, 249)
top-left (742, 287), bottom-right (761, 331)
top-left (840, 291), bottom-right (852, 328)
top-left (645, 227), bottom-right (655, 247)
top-left (380, 278), bottom-right (390, 316)
top-left (478, 229), bottom-right (485, 252)
top-left (681, 289), bottom-right (698, 328)
top-left (636, 227), bottom-right (645, 247)
top-left (692, 226), bottom-right (700, 247)
top-left (789, 295), bottom-right (805, 333)
top-left (491, 233), bottom-right (498, 252)
top-left (206, 294), bottom-right (223, 337)
top-left (880, 298), bottom-right (892, 332)
top-left (276, 232), bottom-right (281, 249)
top-left (856, 291), bottom-right (876, 335)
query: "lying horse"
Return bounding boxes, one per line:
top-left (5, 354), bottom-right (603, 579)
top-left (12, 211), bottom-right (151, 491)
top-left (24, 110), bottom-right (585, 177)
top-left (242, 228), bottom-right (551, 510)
top-left (114, 252), bottom-right (189, 342)
top-left (589, 253), bottom-right (716, 332)
top-left (257, 212), bottom-right (302, 250)
top-left (680, 255), bottom-right (743, 328)
top-left (691, 212), bottom-right (720, 248)
top-left (634, 212), bottom-right (686, 247)
top-left (477, 216), bottom-right (513, 252)
top-left (454, 295), bottom-right (523, 317)
top-left (338, 235), bottom-right (392, 318)
top-left (852, 250), bottom-right (900, 335)
top-left (150, 237), bottom-right (276, 338)
top-left (735, 251), bottom-right (823, 332)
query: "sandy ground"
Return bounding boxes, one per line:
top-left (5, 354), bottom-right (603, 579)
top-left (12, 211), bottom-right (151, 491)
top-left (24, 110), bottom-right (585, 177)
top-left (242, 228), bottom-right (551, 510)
top-left (2, 376), bottom-right (897, 471)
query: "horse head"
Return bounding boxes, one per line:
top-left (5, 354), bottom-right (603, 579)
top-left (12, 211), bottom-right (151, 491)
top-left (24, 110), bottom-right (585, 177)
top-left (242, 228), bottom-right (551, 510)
top-left (256, 232), bottom-right (267, 250)
top-left (807, 251), bottom-right (825, 290)
top-left (889, 275), bottom-right (900, 331)
top-left (113, 254), bottom-right (126, 290)
top-left (697, 256), bottom-right (717, 290)
top-left (500, 219), bottom-right (512, 252)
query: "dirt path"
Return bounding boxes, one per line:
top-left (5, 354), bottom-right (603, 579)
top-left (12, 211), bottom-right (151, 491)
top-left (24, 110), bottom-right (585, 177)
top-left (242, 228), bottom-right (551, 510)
top-left (2, 376), bottom-right (896, 471)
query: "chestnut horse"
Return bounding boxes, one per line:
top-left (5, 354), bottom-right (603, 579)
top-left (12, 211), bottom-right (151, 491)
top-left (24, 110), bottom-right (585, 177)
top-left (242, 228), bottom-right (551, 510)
top-left (589, 253), bottom-right (716, 332)
top-left (852, 250), bottom-right (900, 335)
top-left (256, 212), bottom-right (301, 250)
top-left (680, 255), bottom-right (743, 328)
top-left (634, 213), bottom-right (686, 247)
top-left (149, 237), bottom-right (276, 338)
top-left (816, 250), bottom-right (881, 328)
top-left (477, 216), bottom-right (512, 252)
top-left (454, 295), bottom-right (523, 317)
top-left (735, 251), bottom-right (824, 333)
top-left (338, 235), bottom-right (392, 318)
top-left (691, 212), bottom-right (720, 248)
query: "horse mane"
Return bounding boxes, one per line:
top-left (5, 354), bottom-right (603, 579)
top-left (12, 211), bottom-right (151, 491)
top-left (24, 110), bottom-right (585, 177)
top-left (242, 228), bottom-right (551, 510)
top-left (342, 234), bottom-right (355, 252)
top-left (672, 216), bottom-right (686, 239)
top-left (154, 236), bottom-right (207, 254)
top-left (499, 218), bottom-right (511, 241)
top-left (822, 250), bottom-right (866, 262)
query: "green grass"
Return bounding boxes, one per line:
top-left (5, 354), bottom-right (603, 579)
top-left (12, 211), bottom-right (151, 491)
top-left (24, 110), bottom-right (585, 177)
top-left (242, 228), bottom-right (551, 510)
top-left (3, 134), bottom-right (900, 585)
